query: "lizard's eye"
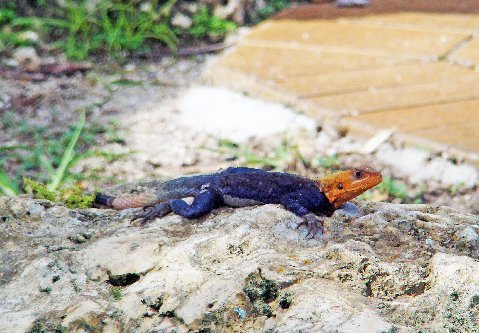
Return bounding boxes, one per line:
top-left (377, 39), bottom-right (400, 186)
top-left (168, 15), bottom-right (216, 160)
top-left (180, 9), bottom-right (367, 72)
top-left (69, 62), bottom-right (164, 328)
top-left (337, 182), bottom-right (343, 190)
top-left (355, 171), bottom-right (362, 178)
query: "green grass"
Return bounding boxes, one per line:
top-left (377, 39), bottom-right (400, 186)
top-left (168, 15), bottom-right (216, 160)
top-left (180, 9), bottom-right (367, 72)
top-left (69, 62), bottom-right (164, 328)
top-left (48, 112), bottom-right (85, 191)
top-left (1, 1), bottom-right (239, 60)
top-left (255, 0), bottom-right (291, 22)
top-left (0, 166), bottom-right (19, 197)
top-left (217, 139), bottom-right (306, 171)
top-left (0, 5), bottom-right (44, 51)
top-left (188, 6), bottom-right (236, 40)
top-left (310, 154), bottom-right (340, 169)
top-left (0, 0), bottom-right (179, 60)
top-left (0, 112), bottom-right (86, 196)
top-left (49, 0), bottom-right (178, 60)
top-left (361, 175), bottom-right (424, 204)
top-left (0, 111), bottom-right (125, 199)
top-left (377, 175), bottom-right (410, 201)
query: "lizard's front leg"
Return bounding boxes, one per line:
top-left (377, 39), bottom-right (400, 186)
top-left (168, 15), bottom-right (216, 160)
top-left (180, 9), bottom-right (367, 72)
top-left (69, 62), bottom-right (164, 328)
top-left (281, 194), bottom-right (324, 238)
top-left (296, 214), bottom-right (324, 238)
top-left (132, 201), bottom-right (172, 226)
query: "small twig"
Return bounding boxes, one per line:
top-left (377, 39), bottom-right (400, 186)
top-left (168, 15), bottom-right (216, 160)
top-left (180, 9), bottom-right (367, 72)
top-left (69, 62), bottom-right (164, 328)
top-left (141, 42), bottom-right (232, 58)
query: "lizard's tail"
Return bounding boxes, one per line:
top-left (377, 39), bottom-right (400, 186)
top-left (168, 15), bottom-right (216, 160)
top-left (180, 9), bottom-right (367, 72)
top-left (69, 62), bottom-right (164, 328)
top-left (94, 172), bottom-right (221, 210)
top-left (95, 191), bottom-right (160, 210)
top-left (95, 193), bottom-right (114, 206)
top-left (95, 167), bottom-right (260, 210)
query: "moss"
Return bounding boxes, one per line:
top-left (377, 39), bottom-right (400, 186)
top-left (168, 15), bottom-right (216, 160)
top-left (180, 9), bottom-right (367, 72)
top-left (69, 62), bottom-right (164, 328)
top-left (71, 279), bottom-right (82, 293)
top-left (109, 286), bottom-right (123, 301)
top-left (450, 290), bottom-right (460, 301)
top-left (377, 327), bottom-right (398, 333)
top-left (68, 233), bottom-right (91, 244)
top-left (141, 296), bottom-right (163, 312)
top-left (196, 309), bottom-right (230, 333)
top-left (24, 178), bottom-right (96, 209)
top-left (470, 295), bottom-right (479, 307)
top-left (69, 319), bottom-right (98, 333)
top-left (158, 310), bottom-right (184, 324)
top-left (63, 188), bottom-right (96, 209)
top-left (253, 300), bottom-right (273, 318)
top-left (242, 271), bottom-right (282, 319)
top-left (47, 259), bottom-right (63, 271)
top-left (24, 178), bottom-right (56, 202)
top-left (227, 243), bottom-right (244, 255)
top-left (39, 286), bottom-right (52, 294)
top-left (26, 318), bottom-right (66, 333)
top-left (108, 272), bottom-right (140, 286)
top-left (278, 292), bottom-right (292, 309)
top-left (243, 272), bottom-right (279, 303)
top-left (201, 311), bottom-right (223, 326)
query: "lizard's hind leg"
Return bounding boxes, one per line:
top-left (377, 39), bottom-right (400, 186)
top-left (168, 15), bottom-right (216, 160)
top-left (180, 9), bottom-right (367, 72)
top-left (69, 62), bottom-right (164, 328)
top-left (132, 189), bottom-right (221, 225)
top-left (132, 202), bottom-right (172, 226)
top-left (170, 189), bottom-right (221, 219)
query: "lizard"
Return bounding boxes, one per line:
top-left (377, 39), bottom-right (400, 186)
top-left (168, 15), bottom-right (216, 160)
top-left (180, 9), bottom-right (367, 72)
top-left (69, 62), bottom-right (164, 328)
top-left (95, 166), bottom-right (382, 237)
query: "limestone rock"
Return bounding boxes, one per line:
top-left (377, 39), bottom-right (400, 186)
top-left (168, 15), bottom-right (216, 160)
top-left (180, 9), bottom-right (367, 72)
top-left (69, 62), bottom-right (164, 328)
top-left (13, 46), bottom-right (41, 71)
top-left (0, 195), bottom-right (478, 332)
top-left (172, 12), bottom-right (193, 29)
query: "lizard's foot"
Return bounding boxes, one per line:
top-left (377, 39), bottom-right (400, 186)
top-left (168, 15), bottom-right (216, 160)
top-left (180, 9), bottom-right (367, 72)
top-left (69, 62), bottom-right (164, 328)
top-left (131, 202), bottom-right (171, 226)
top-left (296, 213), bottom-right (324, 239)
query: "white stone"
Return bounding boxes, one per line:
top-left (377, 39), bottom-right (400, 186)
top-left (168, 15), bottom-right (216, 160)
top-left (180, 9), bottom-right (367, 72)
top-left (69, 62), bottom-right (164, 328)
top-left (13, 46), bottom-right (40, 70)
top-left (176, 86), bottom-right (316, 142)
top-left (172, 12), bottom-right (193, 29)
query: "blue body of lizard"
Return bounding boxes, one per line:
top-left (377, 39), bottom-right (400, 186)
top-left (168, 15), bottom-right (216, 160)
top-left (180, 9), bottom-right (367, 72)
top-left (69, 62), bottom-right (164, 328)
top-left (96, 166), bottom-right (382, 236)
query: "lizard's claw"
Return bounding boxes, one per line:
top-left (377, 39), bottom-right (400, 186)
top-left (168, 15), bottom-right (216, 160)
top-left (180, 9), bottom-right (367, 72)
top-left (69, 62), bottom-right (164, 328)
top-left (131, 202), bottom-right (171, 226)
top-left (296, 214), bottom-right (324, 239)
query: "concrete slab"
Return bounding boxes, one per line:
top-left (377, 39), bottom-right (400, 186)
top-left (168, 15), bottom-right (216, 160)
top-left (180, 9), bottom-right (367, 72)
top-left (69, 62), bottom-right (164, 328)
top-left (276, 62), bottom-right (473, 97)
top-left (450, 37), bottom-right (479, 68)
top-left (345, 13), bottom-right (479, 33)
top-left (204, 9), bottom-right (479, 160)
top-left (245, 20), bottom-right (470, 59)
top-left (411, 122), bottom-right (479, 153)
top-left (308, 73), bottom-right (479, 114)
top-left (343, 99), bottom-right (479, 133)
top-left (217, 43), bottom-right (414, 80)
top-left (275, 1), bottom-right (479, 21)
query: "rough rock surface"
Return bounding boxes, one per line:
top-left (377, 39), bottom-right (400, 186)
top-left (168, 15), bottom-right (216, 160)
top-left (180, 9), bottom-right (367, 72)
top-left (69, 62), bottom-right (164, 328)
top-left (1, 195), bottom-right (478, 332)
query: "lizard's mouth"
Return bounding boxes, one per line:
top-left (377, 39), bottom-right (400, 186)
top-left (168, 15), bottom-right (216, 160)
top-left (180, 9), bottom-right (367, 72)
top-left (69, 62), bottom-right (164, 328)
top-left (316, 167), bottom-right (382, 208)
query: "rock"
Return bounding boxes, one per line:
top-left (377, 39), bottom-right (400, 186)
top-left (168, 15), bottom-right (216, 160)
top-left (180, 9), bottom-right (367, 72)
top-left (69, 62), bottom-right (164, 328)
top-left (376, 144), bottom-right (478, 188)
top-left (0, 196), bottom-right (478, 332)
top-left (2, 58), bottom-right (19, 67)
top-left (455, 226), bottom-right (479, 250)
top-left (172, 12), bottom-right (193, 29)
top-left (213, 0), bottom-right (246, 25)
top-left (62, 300), bottom-right (103, 326)
top-left (13, 46), bottom-right (41, 71)
top-left (337, 312), bottom-right (393, 333)
top-left (18, 31), bottom-right (39, 43)
top-left (336, 0), bottom-right (370, 7)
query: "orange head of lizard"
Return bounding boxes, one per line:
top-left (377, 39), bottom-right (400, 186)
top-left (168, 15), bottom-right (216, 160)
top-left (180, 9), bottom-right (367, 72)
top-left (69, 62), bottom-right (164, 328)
top-left (316, 166), bottom-right (382, 209)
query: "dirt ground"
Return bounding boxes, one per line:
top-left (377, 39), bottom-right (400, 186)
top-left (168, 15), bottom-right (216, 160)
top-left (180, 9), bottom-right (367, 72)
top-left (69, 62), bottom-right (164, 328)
top-left (276, 0), bottom-right (479, 20)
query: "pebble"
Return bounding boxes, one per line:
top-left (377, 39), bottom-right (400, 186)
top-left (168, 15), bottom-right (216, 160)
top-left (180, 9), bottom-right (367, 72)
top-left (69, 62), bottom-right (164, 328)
top-left (13, 46), bottom-right (41, 71)
top-left (455, 226), bottom-right (479, 245)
